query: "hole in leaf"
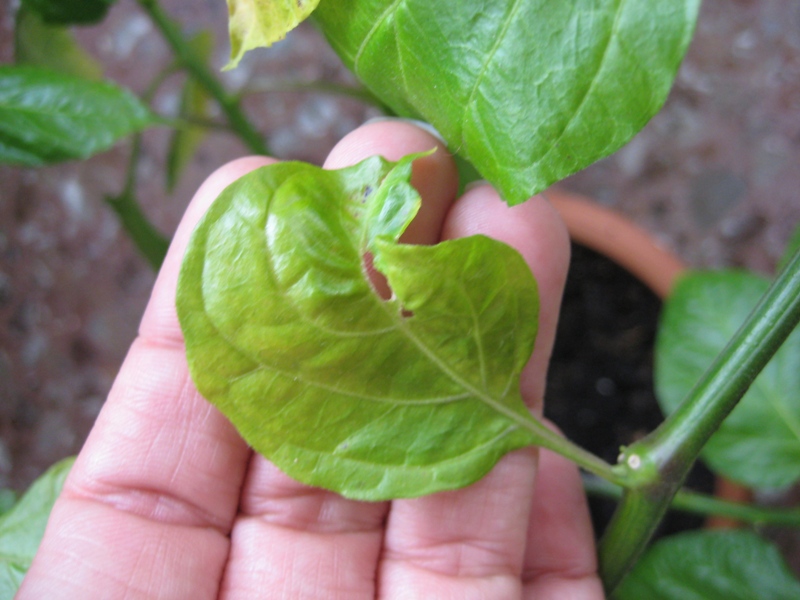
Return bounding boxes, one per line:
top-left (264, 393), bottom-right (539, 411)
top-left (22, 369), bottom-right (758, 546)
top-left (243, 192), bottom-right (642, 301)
top-left (362, 252), bottom-right (413, 319)
top-left (362, 252), bottom-right (391, 300)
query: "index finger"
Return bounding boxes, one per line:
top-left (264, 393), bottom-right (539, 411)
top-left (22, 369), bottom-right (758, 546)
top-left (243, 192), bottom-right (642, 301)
top-left (19, 156), bottom-right (275, 599)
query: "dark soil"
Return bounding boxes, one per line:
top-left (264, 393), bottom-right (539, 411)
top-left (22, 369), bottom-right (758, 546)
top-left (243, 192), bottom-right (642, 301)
top-left (545, 244), bottom-right (715, 538)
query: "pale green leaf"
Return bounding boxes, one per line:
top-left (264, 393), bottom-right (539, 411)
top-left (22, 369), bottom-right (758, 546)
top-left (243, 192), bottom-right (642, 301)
top-left (0, 492), bottom-right (15, 518)
top-left (177, 155), bottom-right (541, 500)
top-left (0, 65), bottom-right (154, 166)
top-left (313, 0), bottom-right (699, 205)
top-left (15, 8), bottom-right (103, 80)
top-left (167, 31), bottom-right (214, 191)
top-left (655, 271), bottom-right (800, 489)
top-left (226, 0), bottom-right (321, 69)
top-left (616, 530), bottom-right (800, 599)
top-left (0, 457), bottom-right (74, 600)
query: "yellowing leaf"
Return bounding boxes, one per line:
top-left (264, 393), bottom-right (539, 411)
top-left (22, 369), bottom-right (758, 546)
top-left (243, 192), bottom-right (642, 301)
top-left (177, 155), bottom-right (545, 500)
top-left (226, 0), bottom-right (320, 69)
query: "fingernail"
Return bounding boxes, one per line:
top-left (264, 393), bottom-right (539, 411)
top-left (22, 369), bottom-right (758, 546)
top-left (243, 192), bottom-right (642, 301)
top-left (362, 116), bottom-right (446, 145)
top-left (464, 179), bottom-right (490, 192)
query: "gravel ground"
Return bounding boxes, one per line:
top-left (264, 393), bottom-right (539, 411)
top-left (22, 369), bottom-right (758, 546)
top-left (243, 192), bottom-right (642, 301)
top-left (1, 0), bottom-right (799, 560)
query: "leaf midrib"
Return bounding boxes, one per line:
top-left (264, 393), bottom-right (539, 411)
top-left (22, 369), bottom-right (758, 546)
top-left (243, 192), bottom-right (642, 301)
top-left (0, 102), bottom-right (129, 124)
top-left (386, 305), bottom-right (533, 435)
top-left (200, 168), bottom-right (535, 439)
top-left (296, 423), bottom-right (520, 470)
top-left (203, 193), bottom-right (470, 408)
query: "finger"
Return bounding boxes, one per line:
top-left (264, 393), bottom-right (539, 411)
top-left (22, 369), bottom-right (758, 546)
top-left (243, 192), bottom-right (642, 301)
top-left (325, 119), bottom-right (459, 298)
top-left (523, 448), bottom-right (604, 599)
top-left (443, 184), bottom-right (571, 413)
top-left (378, 188), bottom-right (571, 599)
top-left (218, 120), bottom-right (459, 600)
top-left (19, 156), bottom-right (276, 599)
top-left (323, 119), bottom-right (458, 245)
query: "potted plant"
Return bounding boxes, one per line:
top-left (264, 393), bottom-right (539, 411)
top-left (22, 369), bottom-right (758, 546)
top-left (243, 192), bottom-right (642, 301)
top-left (2, 1), bottom-right (800, 597)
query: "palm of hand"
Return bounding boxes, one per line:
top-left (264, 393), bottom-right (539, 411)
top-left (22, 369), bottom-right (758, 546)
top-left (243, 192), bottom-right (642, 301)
top-left (19, 121), bottom-right (602, 600)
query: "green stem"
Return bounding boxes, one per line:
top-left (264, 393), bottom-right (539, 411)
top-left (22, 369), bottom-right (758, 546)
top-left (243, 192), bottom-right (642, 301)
top-left (106, 135), bottom-right (169, 269)
top-left (518, 414), bottom-right (625, 485)
top-left (106, 191), bottom-right (169, 269)
top-left (102, 65), bottom-right (171, 270)
top-left (136, 0), bottom-right (269, 155)
top-left (599, 247), bottom-right (800, 593)
top-left (585, 476), bottom-right (800, 528)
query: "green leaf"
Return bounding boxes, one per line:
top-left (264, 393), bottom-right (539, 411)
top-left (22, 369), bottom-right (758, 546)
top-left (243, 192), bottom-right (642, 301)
top-left (226, 0), bottom-right (322, 69)
top-left (0, 65), bottom-right (154, 167)
top-left (0, 492), bottom-right (16, 518)
top-left (655, 271), bottom-right (800, 489)
top-left (20, 0), bottom-right (116, 25)
top-left (616, 530), bottom-right (800, 599)
top-left (0, 457), bottom-right (74, 599)
top-left (177, 154), bottom-right (541, 500)
top-left (167, 31), bottom-right (214, 191)
top-left (15, 8), bottom-right (103, 80)
top-left (313, 0), bottom-right (699, 205)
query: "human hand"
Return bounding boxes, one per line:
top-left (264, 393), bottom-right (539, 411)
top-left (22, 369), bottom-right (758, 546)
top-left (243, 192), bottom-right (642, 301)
top-left (19, 120), bottom-right (603, 599)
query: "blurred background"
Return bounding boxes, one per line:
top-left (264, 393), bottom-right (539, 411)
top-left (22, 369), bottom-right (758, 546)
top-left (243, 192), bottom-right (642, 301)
top-left (1, 0), bottom-right (799, 536)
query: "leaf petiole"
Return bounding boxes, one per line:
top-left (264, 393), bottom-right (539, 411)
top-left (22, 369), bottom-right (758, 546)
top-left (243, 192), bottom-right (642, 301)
top-left (585, 475), bottom-right (800, 528)
top-left (511, 410), bottom-right (626, 485)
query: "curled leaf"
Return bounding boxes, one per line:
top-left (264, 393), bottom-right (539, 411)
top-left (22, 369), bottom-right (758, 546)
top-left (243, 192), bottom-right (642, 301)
top-left (226, 0), bottom-right (321, 69)
top-left (177, 154), bottom-right (542, 500)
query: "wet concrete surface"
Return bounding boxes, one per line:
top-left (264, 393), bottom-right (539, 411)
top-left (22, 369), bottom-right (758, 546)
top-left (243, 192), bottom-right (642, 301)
top-left (1, 0), bottom-right (799, 563)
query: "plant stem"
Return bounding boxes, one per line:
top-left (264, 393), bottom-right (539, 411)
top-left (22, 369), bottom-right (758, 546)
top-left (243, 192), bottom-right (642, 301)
top-left (598, 247), bottom-right (800, 593)
top-left (584, 476), bottom-right (800, 528)
top-left (106, 134), bottom-right (169, 269)
top-left (106, 191), bottom-right (170, 269)
top-left (518, 414), bottom-right (626, 485)
top-left (136, 0), bottom-right (269, 155)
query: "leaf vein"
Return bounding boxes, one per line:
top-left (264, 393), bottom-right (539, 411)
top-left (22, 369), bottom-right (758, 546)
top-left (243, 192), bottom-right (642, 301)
top-left (753, 379), bottom-right (800, 445)
top-left (353, 0), bottom-right (406, 77)
top-left (230, 363), bottom-right (472, 406)
top-left (532, 0), bottom-right (628, 169)
top-left (390, 313), bottom-right (533, 433)
top-left (460, 0), bottom-right (524, 147)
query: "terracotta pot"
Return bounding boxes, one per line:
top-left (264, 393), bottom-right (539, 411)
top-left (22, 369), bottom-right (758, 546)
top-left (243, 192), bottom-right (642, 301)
top-left (546, 186), bottom-right (751, 529)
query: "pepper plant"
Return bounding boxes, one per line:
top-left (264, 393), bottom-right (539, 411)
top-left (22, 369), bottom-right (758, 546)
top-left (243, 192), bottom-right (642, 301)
top-left (3, 0), bottom-right (800, 597)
